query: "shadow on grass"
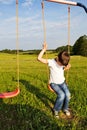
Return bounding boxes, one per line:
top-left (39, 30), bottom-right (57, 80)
top-left (20, 79), bottom-right (54, 109)
top-left (0, 79), bottom-right (86, 130)
top-left (0, 99), bottom-right (60, 130)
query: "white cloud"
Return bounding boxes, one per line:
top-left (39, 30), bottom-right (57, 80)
top-left (22, 0), bottom-right (33, 7)
top-left (0, 12), bottom-right (2, 16)
top-left (0, 0), bottom-right (14, 4)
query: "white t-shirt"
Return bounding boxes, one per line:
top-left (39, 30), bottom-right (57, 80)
top-left (48, 59), bottom-right (65, 84)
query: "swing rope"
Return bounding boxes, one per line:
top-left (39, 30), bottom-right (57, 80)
top-left (0, 0), bottom-right (20, 98)
top-left (66, 6), bottom-right (71, 84)
top-left (41, 0), bottom-right (71, 92)
top-left (16, 0), bottom-right (20, 89)
top-left (68, 6), bottom-right (70, 55)
top-left (41, 1), bottom-right (55, 92)
top-left (41, 1), bottom-right (54, 92)
top-left (41, 1), bottom-right (50, 82)
top-left (41, 1), bottom-right (47, 44)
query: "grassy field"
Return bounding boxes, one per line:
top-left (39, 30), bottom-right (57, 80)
top-left (0, 52), bottom-right (87, 130)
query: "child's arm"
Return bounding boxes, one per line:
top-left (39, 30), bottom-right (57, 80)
top-left (64, 63), bottom-right (71, 70)
top-left (37, 43), bottom-right (48, 64)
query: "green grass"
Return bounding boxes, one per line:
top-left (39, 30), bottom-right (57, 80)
top-left (0, 53), bottom-right (87, 130)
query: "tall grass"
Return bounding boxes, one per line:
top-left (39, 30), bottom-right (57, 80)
top-left (0, 53), bottom-right (87, 130)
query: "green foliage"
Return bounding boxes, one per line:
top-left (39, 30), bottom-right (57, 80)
top-left (22, 50), bottom-right (41, 55)
top-left (1, 35), bottom-right (87, 57)
top-left (73, 35), bottom-right (87, 56)
top-left (0, 49), bottom-right (23, 54)
top-left (55, 45), bottom-right (73, 55)
top-left (0, 53), bottom-right (87, 130)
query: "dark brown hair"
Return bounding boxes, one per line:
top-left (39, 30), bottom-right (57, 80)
top-left (58, 51), bottom-right (70, 66)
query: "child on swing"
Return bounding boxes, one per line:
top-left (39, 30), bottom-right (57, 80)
top-left (38, 43), bottom-right (71, 118)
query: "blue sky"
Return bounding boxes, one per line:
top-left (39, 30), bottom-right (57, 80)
top-left (0, 0), bottom-right (87, 50)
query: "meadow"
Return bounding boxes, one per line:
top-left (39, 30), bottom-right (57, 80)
top-left (0, 52), bottom-right (87, 130)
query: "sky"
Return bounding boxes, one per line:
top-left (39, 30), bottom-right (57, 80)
top-left (0, 0), bottom-right (87, 50)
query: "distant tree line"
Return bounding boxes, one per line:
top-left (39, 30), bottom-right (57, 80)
top-left (0, 49), bottom-right (41, 55)
top-left (0, 35), bottom-right (87, 57)
top-left (0, 49), bottom-right (24, 54)
top-left (55, 35), bottom-right (87, 57)
top-left (73, 35), bottom-right (87, 56)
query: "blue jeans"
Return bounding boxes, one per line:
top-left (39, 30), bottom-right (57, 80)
top-left (50, 82), bottom-right (71, 112)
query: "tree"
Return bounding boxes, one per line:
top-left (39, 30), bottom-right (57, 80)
top-left (55, 45), bottom-right (73, 55)
top-left (73, 35), bottom-right (87, 56)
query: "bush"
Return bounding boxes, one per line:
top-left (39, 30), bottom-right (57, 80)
top-left (73, 35), bottom-right (87, 56)
top-left (55, 45), bottom-right (73, 55)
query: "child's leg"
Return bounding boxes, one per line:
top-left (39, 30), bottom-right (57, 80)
top-left (50, 83), bottom-right (65, 112)
top-left (61, 82), bottom-right (71, 111)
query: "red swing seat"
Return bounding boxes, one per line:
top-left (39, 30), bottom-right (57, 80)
top-left (0, 88), bottom-right (20, 98)
top-left (48, 84), bottom-right (54, 92)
